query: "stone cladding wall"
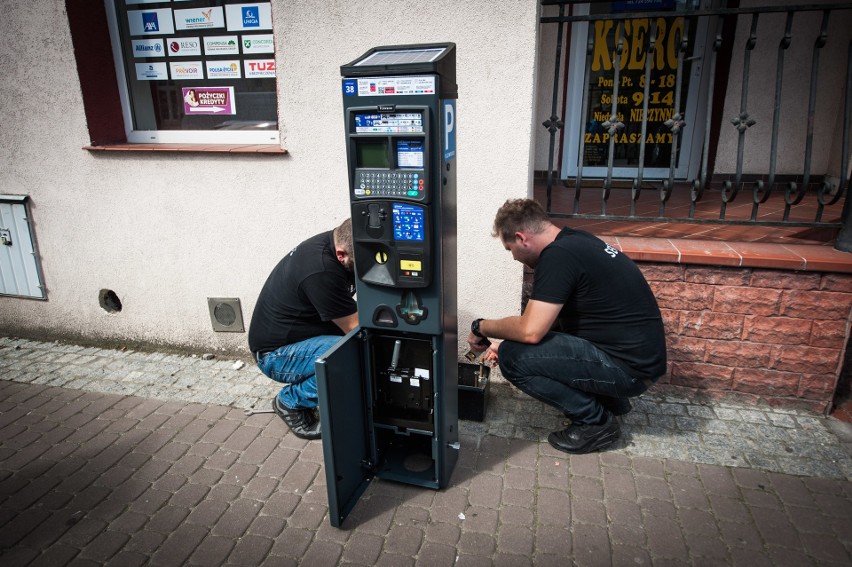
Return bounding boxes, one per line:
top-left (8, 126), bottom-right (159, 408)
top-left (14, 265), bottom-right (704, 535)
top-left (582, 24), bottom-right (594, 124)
top-left (641, 264), bottom-right (852, 414)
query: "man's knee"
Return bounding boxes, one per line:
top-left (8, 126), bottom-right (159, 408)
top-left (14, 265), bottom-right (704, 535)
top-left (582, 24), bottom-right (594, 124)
top-left (496, 341), bottom-right (523, 380)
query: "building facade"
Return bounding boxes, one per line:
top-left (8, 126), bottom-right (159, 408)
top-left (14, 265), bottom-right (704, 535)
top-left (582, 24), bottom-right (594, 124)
top-left (1, 0), bottom-right (850, 411)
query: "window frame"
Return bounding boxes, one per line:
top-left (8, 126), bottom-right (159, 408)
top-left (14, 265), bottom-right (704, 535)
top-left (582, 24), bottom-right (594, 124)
top-left (103, 0), bottom-right (281, 146)
top-left (560, 1), bottom-right (715, 181)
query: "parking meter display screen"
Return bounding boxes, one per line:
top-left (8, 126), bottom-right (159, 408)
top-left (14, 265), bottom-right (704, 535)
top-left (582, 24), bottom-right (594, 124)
top-left (396, 140), bottom-right (424, 169)
top-left (354, 112), bottom-right (423, 133)
top-left (356, 139), bottom-right (390, 168)
top-left (392, 203), bottom-right (425, 241)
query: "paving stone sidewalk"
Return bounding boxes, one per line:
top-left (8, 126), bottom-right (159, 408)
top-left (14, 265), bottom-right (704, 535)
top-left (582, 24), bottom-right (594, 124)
top-left (1, 336), bottom-right (851, 565)
top-left (2, 337), bottom-right (850, 481)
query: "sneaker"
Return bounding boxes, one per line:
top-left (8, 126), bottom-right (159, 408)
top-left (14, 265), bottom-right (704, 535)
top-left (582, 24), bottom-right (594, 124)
top-left (598, 396), bottom-right (632, 416)
top-left (547, 412), bottom-right (620, 454)
top-left (272, 397), bottom-right (321, 440)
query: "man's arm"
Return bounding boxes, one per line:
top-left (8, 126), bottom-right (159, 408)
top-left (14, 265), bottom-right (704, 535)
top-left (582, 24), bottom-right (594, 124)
top-left (471, 299), bottom-right (563, 345)
top-left (332, 312), bottom-right (359, 333)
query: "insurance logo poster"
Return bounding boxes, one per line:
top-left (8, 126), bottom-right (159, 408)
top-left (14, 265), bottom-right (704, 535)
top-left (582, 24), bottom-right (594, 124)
top-left (242, 34), bottom-right (274, 54)
top-left (174, 6), bottom-right (225, 31)
top-left (168, 37), bottom-right (202, 57)
top-left (183, 87), bottom-right (236, 115)
top-left (170, 61), bottom-right (204, 80)
top-left (244, 59), bottom-right (275, 78)
top-left (135, 62), bottom-right (168, 80)
top-left (225, 4), bottom-right (273, 31)
top-left (127, 8), bottom-right (175, 36)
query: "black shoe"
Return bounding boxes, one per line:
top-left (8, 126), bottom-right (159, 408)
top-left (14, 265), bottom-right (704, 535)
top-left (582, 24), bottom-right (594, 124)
top-left (548, 412), bottom-right (620, 454)
top-left (598, 396), bottom-right (632, 416)
top-left (272, 398), bottom-right (321, 440)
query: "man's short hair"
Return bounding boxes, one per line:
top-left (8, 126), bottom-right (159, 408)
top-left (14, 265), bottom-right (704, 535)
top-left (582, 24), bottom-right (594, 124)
top-left (333, 217), bottom-right (353, 255)
top-left (492, 199), bottom-right (550, 241)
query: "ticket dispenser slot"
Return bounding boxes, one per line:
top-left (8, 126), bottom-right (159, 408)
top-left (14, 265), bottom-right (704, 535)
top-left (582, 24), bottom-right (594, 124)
top-left (318, 43), bottom-right (458, 528)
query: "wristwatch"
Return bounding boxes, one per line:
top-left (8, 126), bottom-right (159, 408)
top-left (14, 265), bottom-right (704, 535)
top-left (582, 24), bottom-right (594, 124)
top-left (471, 318), bottom-right (485, 338)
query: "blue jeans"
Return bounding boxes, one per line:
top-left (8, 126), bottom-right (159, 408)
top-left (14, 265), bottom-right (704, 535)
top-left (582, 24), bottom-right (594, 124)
top-left (498, 332), bottom-right (649, 425)
top-left (256, 335), bottom-right (341, 410)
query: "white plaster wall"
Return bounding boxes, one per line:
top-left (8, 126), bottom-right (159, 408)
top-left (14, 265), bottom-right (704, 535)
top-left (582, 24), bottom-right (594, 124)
top-left (0, 0), bottom-right (541, 357)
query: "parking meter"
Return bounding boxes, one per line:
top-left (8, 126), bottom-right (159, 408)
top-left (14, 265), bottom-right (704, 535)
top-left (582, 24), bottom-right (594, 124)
top-left (315, 43), bottom-right (458, 527)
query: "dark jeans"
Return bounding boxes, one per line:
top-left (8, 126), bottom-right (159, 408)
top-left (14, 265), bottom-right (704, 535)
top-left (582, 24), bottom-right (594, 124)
top-left (498, 332), bottom-right (650, 425)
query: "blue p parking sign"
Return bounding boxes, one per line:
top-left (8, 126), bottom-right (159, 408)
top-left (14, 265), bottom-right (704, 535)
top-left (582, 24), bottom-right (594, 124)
top-left (443, 101), bottom-right (455, 160)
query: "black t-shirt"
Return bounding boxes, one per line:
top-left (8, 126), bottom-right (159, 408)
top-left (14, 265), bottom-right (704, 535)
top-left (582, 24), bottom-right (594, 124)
top-left (531, 227), bottom-right (666, 380)
top-left (248, 231), bottom-right (356, 354)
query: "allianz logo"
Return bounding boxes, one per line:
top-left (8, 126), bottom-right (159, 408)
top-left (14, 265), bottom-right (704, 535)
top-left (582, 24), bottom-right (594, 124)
top-left (135, 44), bottom-right (162, 53)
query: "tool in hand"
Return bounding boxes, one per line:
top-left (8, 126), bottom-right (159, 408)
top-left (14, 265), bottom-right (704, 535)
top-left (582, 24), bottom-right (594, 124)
top-left (465, 337), bottom-right (492, 362)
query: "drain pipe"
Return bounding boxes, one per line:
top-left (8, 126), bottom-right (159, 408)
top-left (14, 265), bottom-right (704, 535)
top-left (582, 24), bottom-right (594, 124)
top-left (839, 197), bottom-right (852, 252)
top-left (834, 40), bottom-right (852, 253)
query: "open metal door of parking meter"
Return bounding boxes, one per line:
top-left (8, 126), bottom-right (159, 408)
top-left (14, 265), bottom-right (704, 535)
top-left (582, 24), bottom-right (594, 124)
top-left (318, 43), bottom-right (459, 527)
top-left (315, 329), bottom-right (371, 528)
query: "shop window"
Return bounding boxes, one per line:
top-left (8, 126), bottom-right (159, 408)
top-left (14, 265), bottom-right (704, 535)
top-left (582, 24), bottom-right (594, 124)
top-left (561, 0), bottom-right (715, 180)
top-left (102, 0), bottom-right (279, 145)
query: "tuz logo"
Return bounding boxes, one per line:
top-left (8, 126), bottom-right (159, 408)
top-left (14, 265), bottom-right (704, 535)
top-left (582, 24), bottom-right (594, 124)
top-left (242, 6), bottom-right (260, 27)
top-left (247, 61), bottom-right (274, 72)
top-left (142, 12), bottom-right (159, 32)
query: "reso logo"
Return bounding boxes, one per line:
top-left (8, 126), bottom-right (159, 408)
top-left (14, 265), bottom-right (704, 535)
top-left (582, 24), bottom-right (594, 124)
top-left (170, 40), bottom-right (199, 53)
top-left (242, 6), bottom-right (260, 27)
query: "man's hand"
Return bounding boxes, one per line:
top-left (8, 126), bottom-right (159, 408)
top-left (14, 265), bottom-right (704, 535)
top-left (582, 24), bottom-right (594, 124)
top-left (482, 341), bottom-right (500, 365)
top-left (467, 331), bottom-right (490, 352)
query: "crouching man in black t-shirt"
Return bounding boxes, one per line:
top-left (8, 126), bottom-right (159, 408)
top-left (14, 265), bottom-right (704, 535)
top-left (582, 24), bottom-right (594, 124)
top-left (467, 199), bottom-right (666, 454)
top-left (248, 219), bottom-right (358, 440)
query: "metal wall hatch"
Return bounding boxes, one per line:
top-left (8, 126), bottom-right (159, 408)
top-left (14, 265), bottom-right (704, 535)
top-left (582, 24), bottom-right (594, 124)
top-left (0, 195), bottom-right (46, 299)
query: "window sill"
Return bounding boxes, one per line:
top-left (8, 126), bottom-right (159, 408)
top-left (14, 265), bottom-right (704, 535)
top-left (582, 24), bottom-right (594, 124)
top-left (83, 143), bottom-right (287, 154)
top-left (613, 237), bottom-right (852, 273)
